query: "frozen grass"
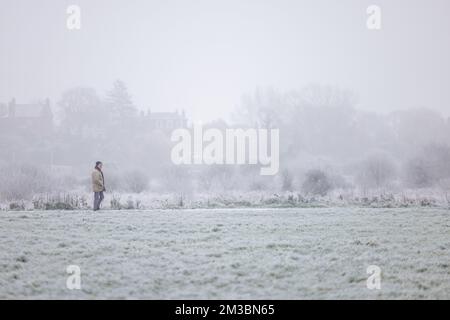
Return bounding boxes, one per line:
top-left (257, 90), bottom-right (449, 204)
top-left (0, 208), bottom-right (449, 299)
top-left (2, 189), bottom-right (450, 211)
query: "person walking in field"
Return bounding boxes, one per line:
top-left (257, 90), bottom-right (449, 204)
top-left (92, 161), bottom-right (105, 211)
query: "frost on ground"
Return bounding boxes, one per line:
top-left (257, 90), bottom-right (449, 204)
top-left (0, 208), bottom-right (449, 299)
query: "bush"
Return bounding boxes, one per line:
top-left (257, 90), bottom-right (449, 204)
top-left (403, 145), bottom-right (450, 188)
top-left (123, 170), bottom-right (149, 193)
top-left (404, 157), bottom-right (434, 188)
top-left (110, 195), bottom-right (122, 210)
top-left (302, 169), bottom-right (332, 196)
top-left (356, 153), bottom-right (397, 189)
top-left (109, 195), bottom-right (142, 210)
top-left (0, 164), bottom-right (52, 200)
top-left (281, 169), bottom-right (293, 191)
top-left (32, 194), bottom-right (88, 210)
top-left (9, 202), bottom-right (25, 211)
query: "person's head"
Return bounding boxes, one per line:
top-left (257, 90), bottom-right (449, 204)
top-left (95, 161), bottom-right (103, 170)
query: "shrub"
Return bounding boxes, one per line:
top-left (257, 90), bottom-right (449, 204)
top-left (356, 153), bottom-right (397, 189)
top-left (110, 195), bottom-right (123, 210)
top-left (9, 202), bottom-right (25, 211)
top-left (32, 194), bottom-right (88, 210)
top-left (123, 170), bottom-right (149, 193)
top-left (281, 169), bottom-right (293, 191)
top-left (404, 157), bottom-right (434, 188)
top-left (302, 169), bottom-right (332, 196)
top-left (0, 164), bottom-right (52, 200)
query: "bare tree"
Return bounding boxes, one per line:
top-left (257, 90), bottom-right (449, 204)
top-left (357, 153), bottom-right (397, 190)
top-left (57, 87), bottom-right (104, 135)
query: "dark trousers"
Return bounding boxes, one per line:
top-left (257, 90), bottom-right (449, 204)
top-left (94, 191), bottom-right (104, 210)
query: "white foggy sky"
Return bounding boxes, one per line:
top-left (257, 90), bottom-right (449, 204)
top-left (1, 0), bottom-right (449, 121)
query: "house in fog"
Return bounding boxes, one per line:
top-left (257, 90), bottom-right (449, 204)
top-left (139, 109), bottom-right (188, 131)
top-left (0, 98), bottom-right (54, 165)
top-left (0, 98), bottom-right (53, 137)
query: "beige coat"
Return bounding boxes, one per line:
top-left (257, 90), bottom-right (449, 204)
top-left (92, 169), bottom-right (105, 192)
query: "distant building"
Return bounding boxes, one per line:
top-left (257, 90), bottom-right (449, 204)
top-left (0, 98), bottom-right (53, 136)
top-left (140, 109), bottom-right (188, 131)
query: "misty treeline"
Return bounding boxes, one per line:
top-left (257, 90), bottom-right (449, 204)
top-left (233, 85), bottom-right (450, 196)
top-left (1, 82), bottom-right (450, 201)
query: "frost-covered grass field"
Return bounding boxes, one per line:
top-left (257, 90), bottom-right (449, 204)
top-left (0, 207), bottom-right (449, 299)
